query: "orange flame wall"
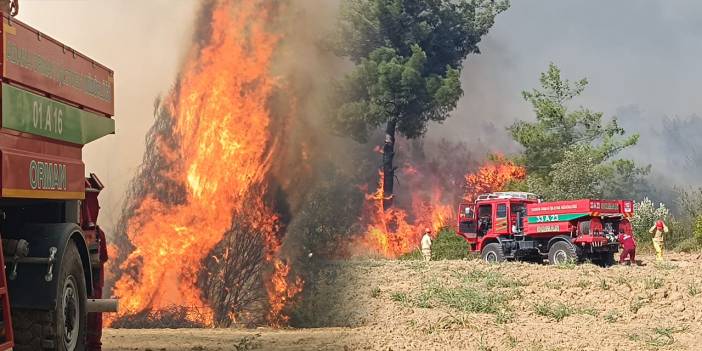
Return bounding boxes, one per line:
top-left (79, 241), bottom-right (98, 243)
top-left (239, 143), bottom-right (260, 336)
top-left (464, 155), bottom-right (526, 201)
top-left (110, 0), bottom-right (300, 326)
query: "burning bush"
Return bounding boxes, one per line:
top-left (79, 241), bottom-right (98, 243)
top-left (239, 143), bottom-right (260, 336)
top-left (109, 306), bottom-right (210, 329)
top-left (199, 195), bottom-right (273, 327)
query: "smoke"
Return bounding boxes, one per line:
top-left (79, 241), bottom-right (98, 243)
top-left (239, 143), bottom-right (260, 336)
top-left (428, 0), bottom-right (702, 204)
top-left (17, 1), bottom-right (199, 234)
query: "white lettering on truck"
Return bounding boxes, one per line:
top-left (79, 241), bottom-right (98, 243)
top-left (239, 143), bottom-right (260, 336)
top-left (29, 160), bottom-right (67, 190)
top-left (32, 101), bottom-right (64, 136)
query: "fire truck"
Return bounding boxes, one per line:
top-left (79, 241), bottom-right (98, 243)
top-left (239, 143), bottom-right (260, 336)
top-left (456, 192), bottom-right (634, 265)
top-left (0, 2), bottom-right (117, 350)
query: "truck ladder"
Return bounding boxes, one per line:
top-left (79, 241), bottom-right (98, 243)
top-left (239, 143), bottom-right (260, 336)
top-left (0, 237), bottom-right (13, 350)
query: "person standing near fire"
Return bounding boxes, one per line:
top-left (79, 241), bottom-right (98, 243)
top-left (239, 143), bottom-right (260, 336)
top-left (617, 229), bottom-right (636, 265)
top-left (421, 228), bottom-right (432, 262)
top-left (649, 219), bottom-right (669, 261)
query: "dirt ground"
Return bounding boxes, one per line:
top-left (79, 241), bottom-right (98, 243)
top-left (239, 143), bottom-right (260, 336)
top-left (103, 252), bottom-right (702, 351)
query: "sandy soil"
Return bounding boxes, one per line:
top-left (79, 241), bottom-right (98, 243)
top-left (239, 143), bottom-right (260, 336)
top-left (103, 252), bottom-right (702, 351)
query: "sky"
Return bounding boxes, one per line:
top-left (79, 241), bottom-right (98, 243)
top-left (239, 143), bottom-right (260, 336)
top-left (433, 0), bottom-right (702, 181)
top-left (14, 0), bottom-right (702, 228)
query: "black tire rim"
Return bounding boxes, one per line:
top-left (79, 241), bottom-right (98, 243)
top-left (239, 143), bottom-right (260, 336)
top-left (485, 251), bottom-right (498, 263)
top-left (63, 275), bottom-right (79, 351)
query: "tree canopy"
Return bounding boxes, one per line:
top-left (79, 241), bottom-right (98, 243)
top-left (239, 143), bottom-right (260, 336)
top-left (509, 63), bottom-right (649, 200)
top-left (330, 0), bottom-right (509, 142)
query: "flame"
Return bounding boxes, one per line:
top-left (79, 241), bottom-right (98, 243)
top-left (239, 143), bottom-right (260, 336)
top-left (267, 259), bottom-right (304, 326)
top-left (358, 169), bottom-right (452, 258)
top-left (356, 153), bottom-right (524, 258)
top-left (110, 0), bottom-right (300, 326)
top-left (464, 155), bottom-right (526, 201)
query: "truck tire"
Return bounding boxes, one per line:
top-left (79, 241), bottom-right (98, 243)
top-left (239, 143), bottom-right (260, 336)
top-left (481, 243), bottom-right (505, 263)
top-left (548, 241), bottom-right (577, 265)
top-left (595, 252), bottom-right (615, 267)
top-left (12, 242), bottom-right (87, 351)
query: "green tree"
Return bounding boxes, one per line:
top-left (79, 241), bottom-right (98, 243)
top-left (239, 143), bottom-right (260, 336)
top-left (509, 64), bottom-right (648, 199)
top-left (330, 0), bottom-right (508, 208)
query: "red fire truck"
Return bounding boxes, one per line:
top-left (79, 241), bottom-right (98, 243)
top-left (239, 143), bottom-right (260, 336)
top-left (0, 3), bottom-right (117, 350)
top-left (457, 192), bottom-right (634, 265)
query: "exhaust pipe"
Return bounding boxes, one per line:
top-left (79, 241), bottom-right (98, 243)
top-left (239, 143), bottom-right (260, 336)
top-left (86, 298), bottom-right (119, 313)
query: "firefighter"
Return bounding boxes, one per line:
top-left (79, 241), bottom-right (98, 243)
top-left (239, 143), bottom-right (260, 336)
top-left (421, 228), bottom-right (432, 262)
top-left (617, 230), bottom-right (636, 265)
top-left (649, 219), bottom-right (669, 261)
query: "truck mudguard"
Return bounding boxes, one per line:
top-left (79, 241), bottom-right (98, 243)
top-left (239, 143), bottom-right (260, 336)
top-left (547, 235), bottom-right (575, 250)
top-left (478, 235), bottom-right (505, 251)
top-left (5, 223), bottom-right (92, 309)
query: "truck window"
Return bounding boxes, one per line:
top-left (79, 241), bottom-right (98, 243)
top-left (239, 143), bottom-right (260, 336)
top-left (510, 203), bottom-right (525, 215)
top-left (478, 204), bottom-right (492, 218)
top-left (477, 204), bottom-right (492, 235)
top-left (497, 204), bottom-right (507, 219)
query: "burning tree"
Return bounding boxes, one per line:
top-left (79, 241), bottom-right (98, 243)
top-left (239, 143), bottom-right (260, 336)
top-left (108, 0), bottom-right (302, 327)
top-left (354, 140), bottom-right (472, 257)
top-left (330, 0), bottom-right (509, 210)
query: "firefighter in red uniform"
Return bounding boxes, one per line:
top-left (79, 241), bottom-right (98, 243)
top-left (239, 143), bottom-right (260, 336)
top-left (617, 230), bottom-right (636, 265)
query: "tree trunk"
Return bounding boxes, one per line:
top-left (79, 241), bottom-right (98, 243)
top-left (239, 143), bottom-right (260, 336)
top-left (382, 119), bottom-right (397, 210)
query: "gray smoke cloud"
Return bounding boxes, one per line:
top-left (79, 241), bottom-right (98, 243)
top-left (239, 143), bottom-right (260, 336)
top-left (429, 0), bottom-right (702, 193)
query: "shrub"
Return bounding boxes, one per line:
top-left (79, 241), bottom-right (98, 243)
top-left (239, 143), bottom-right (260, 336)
top-left (667, 217), bottom-right (693, 248)
top-left (400, 228), bottom-right (471, 261)
top-left (631, 198), bottom-right (670, 243)
top-left (674, 237), bottom-right (699, 253)
top-left (431, 228), bottom-right (471, 260)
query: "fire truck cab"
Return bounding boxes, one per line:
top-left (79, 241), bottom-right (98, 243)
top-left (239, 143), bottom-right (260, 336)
top-left (457, 192), bottom-right (633, 266)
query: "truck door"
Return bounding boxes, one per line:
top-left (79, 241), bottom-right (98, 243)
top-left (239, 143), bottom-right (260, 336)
top-left (493, 202), bottom-right (509, 235)
top-left (477, 204), bottom-right (493, 236)
top-left (457, 203), bottom-right (477, 242)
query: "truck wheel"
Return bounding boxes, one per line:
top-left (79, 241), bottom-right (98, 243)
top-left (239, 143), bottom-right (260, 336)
top-left (548, 241), bottom-right (577, 265)
top-left (481, 243), bottom-right (505, 263)
top-left (12, 242), bottom-right (87, 351)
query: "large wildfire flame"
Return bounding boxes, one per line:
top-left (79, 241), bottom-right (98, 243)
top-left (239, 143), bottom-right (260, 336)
top-left (110, 0), bottom-right (300, 326)
top-left (358, 153), bottom-right (525, 258)
top-left (464, 155), bottom-right (526, 201)
top-left (359, 170), bottom-right (454, 257)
